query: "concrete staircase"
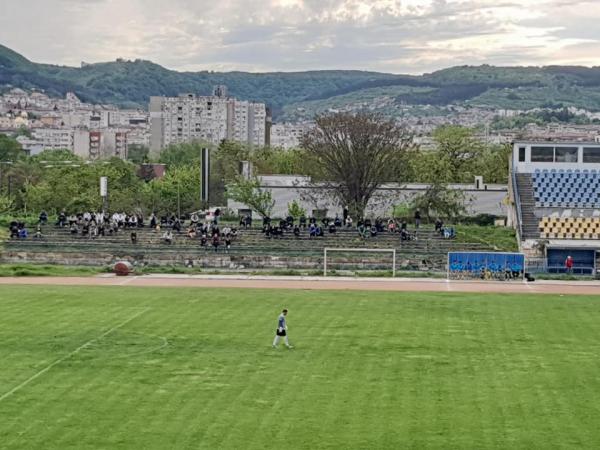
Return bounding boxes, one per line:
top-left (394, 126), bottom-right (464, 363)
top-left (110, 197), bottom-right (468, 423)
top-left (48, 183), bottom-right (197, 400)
top-left (515, 174), bottom-right (539, 240)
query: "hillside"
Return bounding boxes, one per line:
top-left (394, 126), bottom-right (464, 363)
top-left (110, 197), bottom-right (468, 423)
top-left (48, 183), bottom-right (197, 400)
top-left (2, 44), bottom-right (600, 118)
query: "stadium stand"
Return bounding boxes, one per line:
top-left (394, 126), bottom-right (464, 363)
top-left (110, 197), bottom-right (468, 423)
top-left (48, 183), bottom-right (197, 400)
top-left (532, 169), bottom-right (600, 208)
top-left (511, 141), bottom-right (600, 276)
top-left (2, 220), bottom-right (494, 273)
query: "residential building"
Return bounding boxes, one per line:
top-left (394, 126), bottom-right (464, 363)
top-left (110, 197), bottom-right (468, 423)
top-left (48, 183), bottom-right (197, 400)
top-left (32, 128), bottom-right (74, 151)
top-left (74, 129), bottom-right (128, 160)
top-left (149, 87), bottom-right (267, 153)
top-left (270, 122), bottom-right (313, 149)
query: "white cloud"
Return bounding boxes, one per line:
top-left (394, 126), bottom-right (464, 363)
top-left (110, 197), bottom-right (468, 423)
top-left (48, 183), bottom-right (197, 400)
top-left (0, 0), bottom-right (599, 73)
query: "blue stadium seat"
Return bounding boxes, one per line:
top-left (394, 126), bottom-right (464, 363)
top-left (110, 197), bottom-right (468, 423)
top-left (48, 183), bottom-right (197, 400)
top-left (531, 169), bottom-right (600, 209)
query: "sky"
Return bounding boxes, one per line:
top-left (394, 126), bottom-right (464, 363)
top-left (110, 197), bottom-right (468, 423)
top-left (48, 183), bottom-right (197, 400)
top-left (1, 0), bottom-right (600, 74)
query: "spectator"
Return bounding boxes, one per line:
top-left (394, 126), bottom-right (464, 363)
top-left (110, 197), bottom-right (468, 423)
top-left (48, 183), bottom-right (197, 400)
top-left (34, 224), bottom-right (43, 239)
top-left (328, 223), bottom-right (336, 234)
top-left (299, 215), bottom-right (307, 229)
top-left (285, 215), bottom-right (294, 229)
top-left (293, 225), bottom-right (300, 237)
top-left (212, 234), bottom-right (220, 252)
top-left (9, 221), bottom-right (19, 239)
top-left (334, 215), bottom-right (342, 228)
top-left (225, 235), bottom-right (232, 253)
top-left (345, 216), bottom-right (353, 228)
top-left (131, 230), bottom-right (138, 244)
top-left (39, 211), bottom-right (48, 225)
top-left (263, 216), bottom-right (271, 228)
top-left (370, 226), bottom-right (378, 238)
top-left (187, 227), bottom-right (197, 239)
top-left (70, 223), bottom-right (78, 235)
top-left (149, 213), bottom-right (157, 229)
top-left (309, 223), bottom-right (317, 238)
top-left (443, 227), bottom-right (455, 239)
top-left (173, 218), bottom-right (182, 233)
top-left (18, 227), bottom-right (28, 239)
top-left (435, 218), bottom-right (444, 234)
top-left (400, 228), bottom-right (411, 241)
top-left (414, 210), bottom-right (421, 228)
top-left (200, 234), bottom-right (208, 247)
top-left (162, 230), bottom-right (173, 244)
top-left (57, 211), bottom-right (67, 227)
top-left (565, 255), bottom-right (574, 274)
top-left (387, 219), bottom-right (396, 233)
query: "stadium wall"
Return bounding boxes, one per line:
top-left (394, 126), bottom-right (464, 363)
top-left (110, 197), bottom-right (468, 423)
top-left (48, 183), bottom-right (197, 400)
top-left (228, 176), bottom-right (508, 219)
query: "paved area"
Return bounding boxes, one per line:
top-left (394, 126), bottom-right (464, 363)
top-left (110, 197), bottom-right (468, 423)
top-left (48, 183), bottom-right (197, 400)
top-left (0, 275), bottom-right (599, 295)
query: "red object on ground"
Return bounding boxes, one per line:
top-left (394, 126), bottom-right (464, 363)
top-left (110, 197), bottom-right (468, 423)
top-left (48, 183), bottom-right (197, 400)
top-left (114, 261), bottom-right (133, 276)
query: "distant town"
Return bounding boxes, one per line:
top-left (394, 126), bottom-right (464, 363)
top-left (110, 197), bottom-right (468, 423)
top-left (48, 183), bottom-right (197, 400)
top-left (2, 85), bottom-right (600, 160)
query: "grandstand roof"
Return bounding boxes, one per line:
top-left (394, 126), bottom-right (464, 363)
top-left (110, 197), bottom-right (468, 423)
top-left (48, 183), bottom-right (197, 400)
top-left (547, 240), bottom-right (600, 249)
top-left (513, 140), bottom-right (600, 146)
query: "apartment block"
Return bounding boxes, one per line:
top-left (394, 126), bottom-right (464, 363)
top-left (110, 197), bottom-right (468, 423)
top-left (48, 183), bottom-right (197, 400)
top-left (32, 128), bottom-right (74, 151)
top-left (149, 87), bottom-right (267, 153)
top-left (74, 129), bottom-right (128, 160)
top-left (270, 122), bottom-right (314, 150)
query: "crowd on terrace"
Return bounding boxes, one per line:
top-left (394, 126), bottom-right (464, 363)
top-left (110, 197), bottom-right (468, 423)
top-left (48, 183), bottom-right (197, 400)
top-left (7, 207), bottom-right (456, 252)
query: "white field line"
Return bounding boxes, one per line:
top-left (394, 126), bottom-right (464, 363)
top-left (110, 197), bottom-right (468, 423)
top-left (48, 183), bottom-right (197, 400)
top-left (0, 307), bottom-right (150, 403)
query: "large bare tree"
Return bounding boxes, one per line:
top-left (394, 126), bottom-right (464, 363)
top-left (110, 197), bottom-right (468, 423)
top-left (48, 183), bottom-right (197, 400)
top-left (301, 112), bottom-right (414, 219)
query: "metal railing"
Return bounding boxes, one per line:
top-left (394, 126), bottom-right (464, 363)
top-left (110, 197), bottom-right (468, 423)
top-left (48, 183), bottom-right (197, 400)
top-left (511, 168), bottom-right (524, 245)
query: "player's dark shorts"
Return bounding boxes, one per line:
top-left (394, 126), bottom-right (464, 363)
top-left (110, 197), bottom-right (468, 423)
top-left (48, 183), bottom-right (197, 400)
top-left (276, 328), bottom-right (287, 337)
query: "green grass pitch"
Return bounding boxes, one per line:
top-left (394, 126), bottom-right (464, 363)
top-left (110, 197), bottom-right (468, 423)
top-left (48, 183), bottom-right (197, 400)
top-left (0, 285), bottom-right (599, 449)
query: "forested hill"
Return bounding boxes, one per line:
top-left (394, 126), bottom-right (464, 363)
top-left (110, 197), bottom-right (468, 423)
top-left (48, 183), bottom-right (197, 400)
top-left (2, 44), bottom-right (600, 118)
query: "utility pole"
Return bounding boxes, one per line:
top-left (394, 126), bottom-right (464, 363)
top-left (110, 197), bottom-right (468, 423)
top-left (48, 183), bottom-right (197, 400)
top-left (177, 182), bottom-right (181, 218)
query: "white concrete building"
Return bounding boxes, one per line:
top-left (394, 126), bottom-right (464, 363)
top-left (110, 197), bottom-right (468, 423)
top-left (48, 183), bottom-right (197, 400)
top-left (270, 122), bottom-right (313, 149)
top-left (149, 87), bottom-right (267, 153)
top-left (32, 128), bottom-right (74, 151)
top-left (74, 129), bottom-right (128, 160)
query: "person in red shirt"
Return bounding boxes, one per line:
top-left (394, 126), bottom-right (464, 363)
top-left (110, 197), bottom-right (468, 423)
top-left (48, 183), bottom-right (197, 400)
top-left (565, 255), bottom-right (574, 274)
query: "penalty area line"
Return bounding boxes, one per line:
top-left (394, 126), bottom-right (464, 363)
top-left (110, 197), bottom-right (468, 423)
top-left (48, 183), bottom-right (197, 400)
top-left (0, 307), bottom-right (151, 403)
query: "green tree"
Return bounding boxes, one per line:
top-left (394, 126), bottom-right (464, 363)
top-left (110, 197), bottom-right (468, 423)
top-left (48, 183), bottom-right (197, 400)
top-left (410, 182), bottom-right (466, 221)
top-left (475, 144), bottom-right (511, 184)
top-left (301, 112), bottom-right (414, 219)
top-left (0, 134), bottom-right (24, 161)
top-left (226, 176), bottom-right (274, 218)
top-left (127, 144), bottom-right (150, 164)
top-left (142, 164), bottom-right (202, 215)
top-left (158, 142), bottom-right (209, 167)
top-left (432, 126), bottom-right (483, 183)
top-left (287, 200), bottom-right (306, 220)
top-left (0, 194), bottom-right (13, 213)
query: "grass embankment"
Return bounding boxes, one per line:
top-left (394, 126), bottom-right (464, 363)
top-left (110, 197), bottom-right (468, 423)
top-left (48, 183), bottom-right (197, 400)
top-left (0, 286), bottom-right (599, 449)
top-left (0, 264), bottom-right (105, 277)
top-left (454, 224), bottom-right (519, 252)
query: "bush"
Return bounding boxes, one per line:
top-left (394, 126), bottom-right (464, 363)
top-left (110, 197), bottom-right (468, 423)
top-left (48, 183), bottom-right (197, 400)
top-left (458, 214), bottom-right (499, 227)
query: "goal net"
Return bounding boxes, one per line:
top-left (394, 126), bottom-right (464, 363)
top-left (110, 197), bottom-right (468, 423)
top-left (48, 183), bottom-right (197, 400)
top-left (323, 247), bottom-right (396, 277)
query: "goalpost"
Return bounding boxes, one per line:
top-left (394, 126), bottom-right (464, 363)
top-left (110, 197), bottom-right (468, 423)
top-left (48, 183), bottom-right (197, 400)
top-left (323, 247), bottom-right (396, 277)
